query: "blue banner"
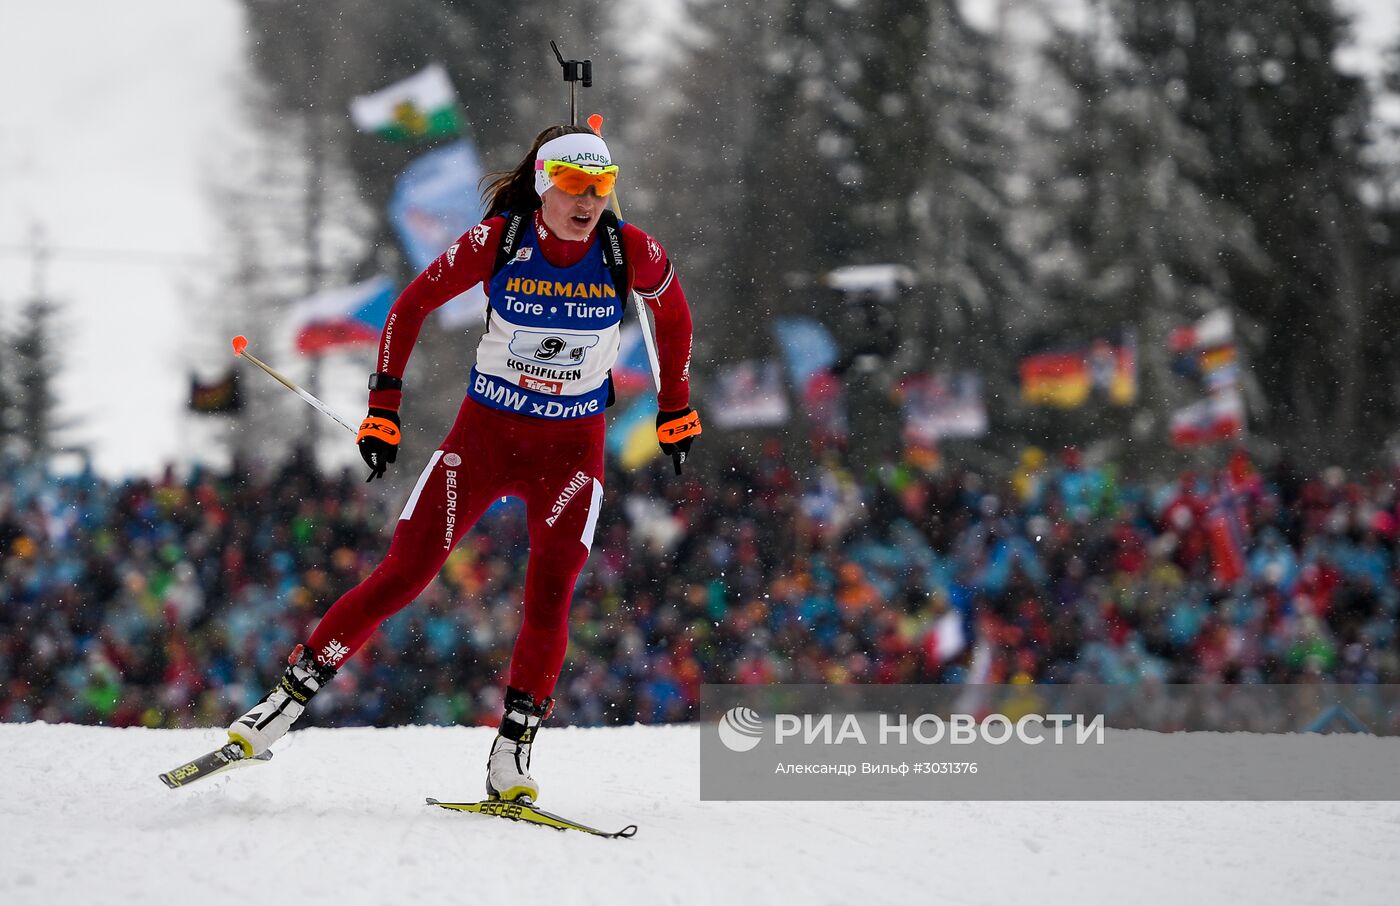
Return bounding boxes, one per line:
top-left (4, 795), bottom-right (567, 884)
top-left (774, 316), bottom-right (838, 387)
top-left (389, 140), bottom-right (485, 269)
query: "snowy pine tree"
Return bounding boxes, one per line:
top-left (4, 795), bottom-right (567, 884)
top-left (1118, 0), bottom-right (1379, 463)
top-left (1003, 2), bottom-right (1263, 458)
top-left (11, 295), bottom-right (64, 461)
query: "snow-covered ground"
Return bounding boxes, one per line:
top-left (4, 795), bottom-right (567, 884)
top-left (2, 722), bottom-right (1398, 905)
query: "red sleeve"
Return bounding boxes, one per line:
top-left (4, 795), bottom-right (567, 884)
top-left (621, 222), bottom-right (693, 412)
top-left (367, 217), bottom-right (504, 411)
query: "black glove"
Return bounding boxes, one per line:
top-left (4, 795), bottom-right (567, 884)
top-left (357, 407), bottom-right (400, 482)
top-left (656, 407), bottom-right (702, 475)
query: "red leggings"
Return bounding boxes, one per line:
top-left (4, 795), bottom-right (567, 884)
top-left (307, 397), bottom-right (605, 703)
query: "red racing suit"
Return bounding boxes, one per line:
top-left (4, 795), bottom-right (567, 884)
top-left (305, 210), bottom-right (693, 702)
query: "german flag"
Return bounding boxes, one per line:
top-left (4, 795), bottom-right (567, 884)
top-left (1020, 330), bottom-right (1137, 409)
top-left (1019, 350), bottom-right (1091, 408)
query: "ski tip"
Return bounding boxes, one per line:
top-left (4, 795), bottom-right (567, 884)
top-left (232, 335), bottom-right (248, 356)
top-left (587, 113), bottom-right (603, 135)
top-left (425, 797), bottom-right (441, 806)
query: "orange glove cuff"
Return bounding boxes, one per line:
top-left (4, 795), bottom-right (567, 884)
top-left (357, 416), bottom-right (400, 445)
top-left (657, 410), bottom-right (702, 444)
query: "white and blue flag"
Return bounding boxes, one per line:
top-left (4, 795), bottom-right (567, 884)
top-left (389, 139), bottom-right (487, 325)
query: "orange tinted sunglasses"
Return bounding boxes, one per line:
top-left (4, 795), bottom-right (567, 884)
top-left (537, 159), bottom-right (619, 197)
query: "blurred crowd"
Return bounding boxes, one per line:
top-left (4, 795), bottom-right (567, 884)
top-left (2, 439), bottom-right (1398, 732)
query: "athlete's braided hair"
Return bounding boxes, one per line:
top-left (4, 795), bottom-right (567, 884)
top-left (481, 124), bottom-right (596, 220)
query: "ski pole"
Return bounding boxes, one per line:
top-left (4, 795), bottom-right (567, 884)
top-left (587, 114), bottom-right (664, 394)
top-left (231, 335), bottom-right (357, 434)
top-left (586, 114), bottom-right (682, 475)
top-left (551, 47), bottom-right (664, 389)
top-left (548, 46), bottom-right (662, 388)
top-left (547, 47), bottom-right (683, 474)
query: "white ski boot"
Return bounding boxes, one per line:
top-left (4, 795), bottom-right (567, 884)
top-left (485, 687), bottom-right (554, 802)
top-left (228, 644), bottom-right (336, 756)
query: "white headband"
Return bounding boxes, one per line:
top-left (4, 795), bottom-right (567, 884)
top-left (534, 133), bottom-right (614, 197)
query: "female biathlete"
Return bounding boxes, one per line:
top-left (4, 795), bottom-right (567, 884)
top-left (228, 125), bottom-right (700, 803)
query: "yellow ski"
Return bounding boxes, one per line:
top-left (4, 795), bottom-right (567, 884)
top-left (159, 743), bottom-right (273, 789)
top-left (426, 797), bottom-right (637, 839)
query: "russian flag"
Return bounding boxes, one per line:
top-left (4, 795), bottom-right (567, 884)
top-left (290, 276), bottom-right (397, 355)
top-left (611, 324), bottom-right (654, 396)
